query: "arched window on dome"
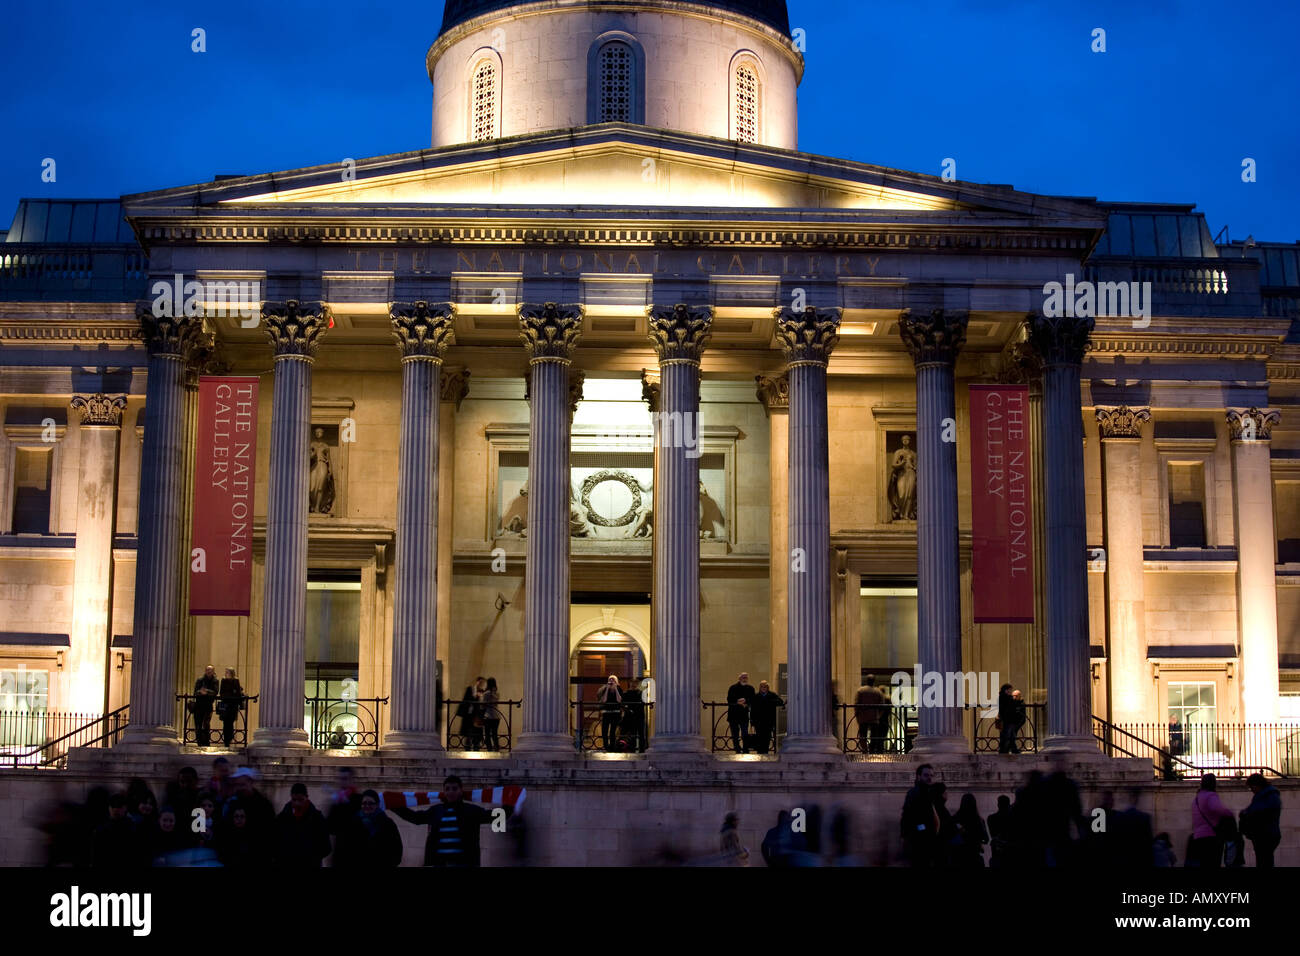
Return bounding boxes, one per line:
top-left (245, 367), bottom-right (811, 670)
top-left (586, 33), bottom-right (646, 125)
top-left (469, 54), bottom-right (500, 142)
top-left (730, 56), bottom-right (762, 144)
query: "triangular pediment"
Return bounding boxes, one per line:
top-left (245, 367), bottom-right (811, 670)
top-left (124, 124), bottom-right (1099, 223)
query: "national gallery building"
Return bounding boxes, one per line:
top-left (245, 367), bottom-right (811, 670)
top-left (2, 0), bottom-right (1299, 781)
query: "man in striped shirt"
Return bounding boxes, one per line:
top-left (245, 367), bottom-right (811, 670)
top-left (390, 775), bottom-right (495, 867)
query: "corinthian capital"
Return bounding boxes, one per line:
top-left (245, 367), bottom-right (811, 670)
top-left (263, 301), bottom-right (329, 358)
top-left (71, 393), bottom-right (128, 427)
top-left (755, 372), bottom-right (789, 414)
top-left (774, 306), bottom-right (842, 367)
top-left (136, 303), bottom-right (202, 358)
top-left (1095, 405), bottom-right (1151, 439)
top-left (1226, 407), bottom-right (1281, 442)
top-left (641, 368), bottom-right (661, 413)
top-left (1024, 310), bottom-right (1093, 368)
top-left (647, 304), bottom-right (713, 364)
top-left (518, 303), bottom-right (583, 361)
top-left (898, 308), bottom-right (968, 367)
top-left (440, 367), bottom-right (471, 408)
top-left (391, 301), bottom-right (456, 360)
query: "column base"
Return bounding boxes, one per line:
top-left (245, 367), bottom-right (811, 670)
top-left (1042, 734), bottom-right (1103, 756)
top-left (779, 734), bottom-right (842, 759)
top-left (512, 732), bottom-right (575, 755)
top-left (648, 734), bottom-right (709, 756)
top-left (250, 727), bottom-right (311, 750)
top-left (382, 730), bottom-right (445, 755)
top-left (909, 734), bottom-right (970, 755)
top-left (114, 723), bottom-right (181, 752)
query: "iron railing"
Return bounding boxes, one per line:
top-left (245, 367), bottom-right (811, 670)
top-left (307, 696), bottom-right (387, 749)
top-left (1095, 718), bottom-right (1297, 778)
top-left (443, 698), bottom-right (521, 752)
top-left (837, 702), bottom-right (915, 757)
top-left (175, 693), bottom-right (256, 749)
top-left (704, 700), bottom-right (785, 755)
top-left (0, 706), bottom-right (129, 768)
top-left (971, 703), bottom-right (1045, 754)
top-left (573, 698), bottom-right (653, 752)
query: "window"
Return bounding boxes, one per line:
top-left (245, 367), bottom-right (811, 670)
top-left (12, 447), bottom-right (53, 534)
top-left (304, 573), bottom-right (361, 747)
top-left (597, 42), bottom-right (633, 122)
top-left (733, 61), bottom-right (760, 143)
top-left (860, 585), bottom-right (918, 675)
top-left (1167, 682), bottom-right (1216, 755)
top-left (1167, 462), bottom-right (1207, 547)
top-left (0, 668), bottom-right (49, 747)
top-left (471, 58), bottom-right (498, 142)
top-left (1277, 480), bottom-right (1300, 564)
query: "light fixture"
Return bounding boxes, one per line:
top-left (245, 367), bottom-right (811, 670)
top-left (494, 593), bottom-right (511, 612)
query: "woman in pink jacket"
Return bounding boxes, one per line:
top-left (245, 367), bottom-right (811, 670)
top-left (1189, 773), bottom-right (1234, 867)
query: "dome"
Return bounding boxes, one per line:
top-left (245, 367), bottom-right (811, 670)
top-left (440, 0), bottom-right (791, 36)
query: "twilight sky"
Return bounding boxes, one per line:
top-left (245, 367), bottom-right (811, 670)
top-left (1, 0), bottom-right (1296, 242)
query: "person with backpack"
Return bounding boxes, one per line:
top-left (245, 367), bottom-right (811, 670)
top-left (1239, 773), bottom-right (1282, 867)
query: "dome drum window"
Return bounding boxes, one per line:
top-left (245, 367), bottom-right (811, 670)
top-left (586, 33), bottom-right (646, 126)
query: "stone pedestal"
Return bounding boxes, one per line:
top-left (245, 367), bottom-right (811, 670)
top-left (253, 301), bottom-right (328, 750)
top-left (118, 309), bottom-right (199, 751)
top-left (899, 308), bottom-right (969, 754)
top-left (775, 306), bottom-right (842, 757)
top-left (515, 303), bottom-right (584, 753)
top-left (1026, 311), bottom-right (1095, 752)
top-left (385, 303), bottom-right (455, 753)
top-left (1227, 407), bottom-right (1282, 723)
top-left (1097, 406), bottom-right (1152, 725)
top-left (647, 304), bottom-right (712, 753)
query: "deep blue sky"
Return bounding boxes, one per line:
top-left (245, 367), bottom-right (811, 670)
top-left (2, 0), bottom-right (1296, 241)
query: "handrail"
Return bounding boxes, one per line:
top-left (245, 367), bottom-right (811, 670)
top-left (0, 706), bottom-right (130, 769)
top-left (1091, 715), bottom-right (1292, 779)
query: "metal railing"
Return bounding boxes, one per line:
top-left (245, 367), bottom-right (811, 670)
top-left (1095, 718), bottom-right (1297, 778)
top-left (443, 698), bottom-right (521, 752)
top-left (573, 699), bottom-right (653, 752)
top-left (971, 703), bottom-right (1045, 754)
top-left (175, 693), bottom-right (257, 749)
top-left (704, 699), bottom-right (783, 754)
top-left (0, 706), bottom-right (129, 768)
top-left (838, 702), bottom-right (915, 757)
top-left (307, 696), bottom-right (387, 749)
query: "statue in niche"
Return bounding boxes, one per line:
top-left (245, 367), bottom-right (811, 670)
top-left (499, 482), bottom-right (528, 536)
top-left (309, 426), bottom-right (337, 515)
top-left (699, 480), bottom-right (725, 539)
top-left (569, 484), bottom-right (592, 537)
top-left (888, 433), bottom-right (917, 521)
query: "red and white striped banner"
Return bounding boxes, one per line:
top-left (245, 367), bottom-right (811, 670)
top-left (379, 786), bottom-right (526, 812)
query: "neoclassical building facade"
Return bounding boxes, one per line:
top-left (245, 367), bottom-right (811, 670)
top-left (2, 0), bottom-right (1298, 759)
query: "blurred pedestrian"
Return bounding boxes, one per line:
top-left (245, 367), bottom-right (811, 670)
top-left (333, 790), bottom-right (403, 868)
top-left (1239, 773), bottom-right (1281, 867)
top-left (987, 794), bottom-right (1014, 867)
top-left (761, 810), bottom-right (794, 867)
top-left (92, 793), bottom-right (139, 868)
top-left (951, 793), bottom-right (989, 867)
top-left (720, 812), bottom-right (749, 866)
top-left (900, 764), bottom-right (940, 866)
top-left (1188, 773), bottom-right (1234, 868)
top-left (389, 775), bottom-right (496, 867)
top-left (275, 782), bottom-right (331, 868)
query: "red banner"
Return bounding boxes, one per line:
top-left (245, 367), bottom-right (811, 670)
top-left (190, 376), bottom-right (259, 616)
top-left (969, 385), bottom-right (1034, 623)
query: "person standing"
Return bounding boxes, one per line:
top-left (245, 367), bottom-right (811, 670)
top-left (217, 667), bottom-right (244, 747)
top-left (854, 675), bottom-right (887, 754)
top-left (1189, 773), bottom-right (1235, 867)
top-left (997, 684), bottom-right (1027, 754)
top-left (389, 775), bottom-right (496, 867)
top-left (720, 812), bottom-right (749, 866)
top-left (621, 678), bottom-right (646, 753)
top-left (274, 783), bottom-right (331, 868)
top-left (1239, 773), bottom-right (1282, 867)
top-left (192, 665), bottom-right (219, 746)
top-left (480, 677), bottom-right (503, 752)
top-left (987, 794), bottom-right (1014, 867)
top-left (749, 680), bottom-right (783, 755)
top-left (951, 793), bottom-right (989, 867)
top-left (457, 678), bottom-right (485, 750)
top-left (726, 672), bottom-right (756, 754)
top-left (596, 675), bottom-right (624, 751)
top-left (333, 790), bottom-right (403, 868)
top-left (900, 764), bottom-right (940, 867)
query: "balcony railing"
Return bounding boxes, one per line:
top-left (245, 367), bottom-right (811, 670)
top-left (443, 698), bottom-right (521, 753)
top-left (1095, 718), bottom-right (1298, 778)
top-left (0, 707), bottom-right (129, 768)
top-left (573, 699), bottom-right (653, 752)
top-left (307, 696), bottom-right (387, 750)
top-left (175, 693), bottom-right (257, 749)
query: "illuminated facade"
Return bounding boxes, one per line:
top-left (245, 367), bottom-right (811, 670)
top-left (2, 0), bottom-right (1299, 763)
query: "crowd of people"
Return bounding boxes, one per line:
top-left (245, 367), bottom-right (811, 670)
top-left (40, 761), bottom-right (507, 868)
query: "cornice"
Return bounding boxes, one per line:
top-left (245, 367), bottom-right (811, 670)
top-left (1087, 334), bottom-right (1280, 358)
top-left (0, 320), bottom-right (145, 344)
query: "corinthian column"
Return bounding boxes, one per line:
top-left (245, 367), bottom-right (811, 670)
top-left (1096, 405), bottom-right (1152, 725)
top-left (68, 394), bottom-right (128, 716)
top-left (385, 302), bottom-right (455, 752)
top-left (253, 301), bottom-right (328, 749)
top-left (1025, 310), bottom-right (1095, 751)
top-left (775, 306), bottom-right (841, 756)
top-left (118, 308), bottom-right (200, 749)
top-left (899, 308), bottom-right (969, 754)
top-left (756, 373), bottom-right (790, 690)
top-left (1227, 407), bottom-right (1283, 723)
top-left (647, 304), bottom-right (712, 753)
top-left (515, 303), bottom-right (583, 753)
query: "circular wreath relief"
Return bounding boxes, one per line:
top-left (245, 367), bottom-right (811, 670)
top-left (580, 470), bottom-right (644, 527)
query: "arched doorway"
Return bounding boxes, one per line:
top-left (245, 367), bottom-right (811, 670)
top-left (570, 628), bottom-right (644, 705)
